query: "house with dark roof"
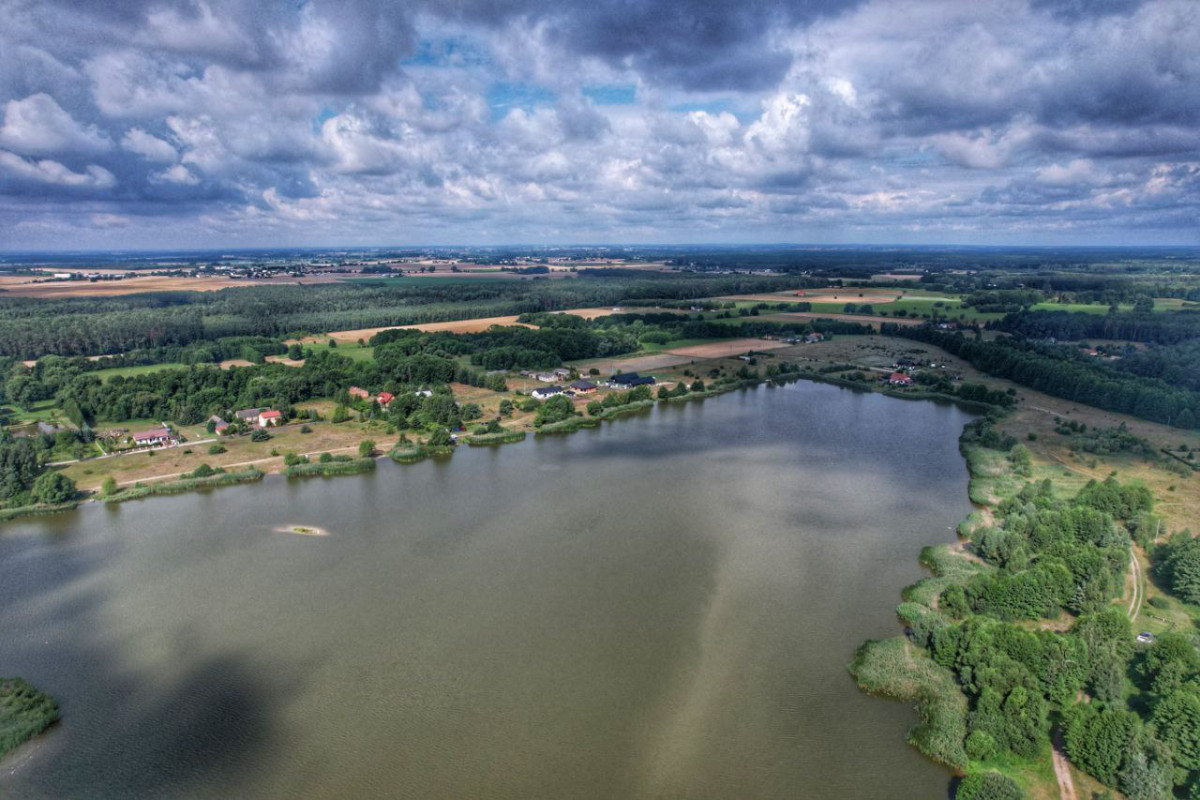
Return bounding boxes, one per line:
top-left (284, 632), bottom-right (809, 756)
top-left (235, 407), bottom-right (264, 421)
top-left (609, 372), bottom-right (656, 388)
top-left (531, 386), bottom-right (565, 400)
top-left (569, 380), bottom-right (597, 394)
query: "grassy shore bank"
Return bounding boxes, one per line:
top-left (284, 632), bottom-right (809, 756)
top-left (0, 677), bottom-right (59, 761)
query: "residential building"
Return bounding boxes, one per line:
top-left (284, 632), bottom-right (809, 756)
top-left (531, 386), bottom-right (565, 400)
top-left (131, 428), bottom-right (176, 447)
top-left (258, 409), bottom-right (283, 427)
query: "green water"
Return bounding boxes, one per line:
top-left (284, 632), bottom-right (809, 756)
top-left (0, 381), bottom-right (973, 798)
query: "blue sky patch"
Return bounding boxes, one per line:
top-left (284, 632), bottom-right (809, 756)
top-left (583, 84), bottom-right (636, 105)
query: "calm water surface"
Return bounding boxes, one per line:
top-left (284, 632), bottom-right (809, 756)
top-left (0, 381), bottom-right (973, 799)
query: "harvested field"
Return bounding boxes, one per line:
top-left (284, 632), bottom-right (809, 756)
top-left (570, 337), bottom-right (788, 375)
top-left (666, 338), bottom-right (791, 358)
top-left (0, 274), bottom-right (282, 298)
top-left (721, 288), bottom-right (908, 305)
top-left (219, 359), bottom-right (255, 369)
top-left (761, 311), bottom-right (925, 328)
top-left (294, 315), bottom-right (535, 344)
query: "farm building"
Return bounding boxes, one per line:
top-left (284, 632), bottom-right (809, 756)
top-left (235, 407), bottom-right (264, 421)
top-left (209, 415), bottom-right (229, 434)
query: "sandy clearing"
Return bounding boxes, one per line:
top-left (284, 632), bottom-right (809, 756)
top-left (218, 359), bottom-right (254, 369)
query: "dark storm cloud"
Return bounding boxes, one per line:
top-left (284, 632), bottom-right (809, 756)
top-left (0, 0), bottom-right (1198, 247)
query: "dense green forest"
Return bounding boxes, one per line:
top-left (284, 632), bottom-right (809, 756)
top-left (886, 326), bottom-right (1200, 430)
top-left (0, 274), bottom-right (824, 359)
top-left (856, 418), bottom-right (1199, 799)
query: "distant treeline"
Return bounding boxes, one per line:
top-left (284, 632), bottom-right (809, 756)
top-left (885, 325), bottom-right (1200, 429)
top-left (0, 274), bottom-right (824, 359)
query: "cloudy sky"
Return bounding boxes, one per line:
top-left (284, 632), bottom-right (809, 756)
top-left (1, 0), bottom-right (1197, 249)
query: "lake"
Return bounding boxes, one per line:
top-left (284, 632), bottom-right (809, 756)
top-left (0, 381), bottom-right (974, 799)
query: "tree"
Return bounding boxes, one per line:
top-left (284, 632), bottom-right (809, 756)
top-left (331, 404), bottom-right (349, 424)
top-left (427, 428), bottom-right (453, 448)
top-left (31, 471), bottom-right (75, 504)
top-left (1151, 689), bottom-right (1200, 771)
top-left (1064, 706), bottom-right (1139, 786)
top-left (587, 400), bottom-right (603, 416)
top-left (358, 439), bottom-right (376, 458)
top-left (101, 475), bottom-right (118, 497)
top-left (1119, 750), bottom-right (1173, 800)
top-left (1155, 533), bottom-right (1200, 605)
top-left (498, 399), bottom-right (513, 417)
top-left (461, 403), bottom-right (482, 421)
top-left (535, 395), bottom-right (574, 426)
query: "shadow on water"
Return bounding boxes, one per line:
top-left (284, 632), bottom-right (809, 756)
top-left (0, 523), bottom-right (298, 798)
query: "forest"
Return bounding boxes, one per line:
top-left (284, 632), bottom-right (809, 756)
top-left (0, 273), bottom-right (824, 359)
top-left (887, 326), bottom-right (1200, 430)
top-left (857, 417), bottom-right (1199, 800)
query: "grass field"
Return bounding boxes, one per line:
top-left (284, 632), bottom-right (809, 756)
top-left (89, 363), bottom-right (189, 382)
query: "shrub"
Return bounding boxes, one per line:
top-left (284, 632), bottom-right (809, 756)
top-left (299, 424), bottom-right (313, 433)
top-left (31, 471), bottom-right (75, 505)
top-left (190, 463), bottom-right (215, 478)
top-left (208, 444), bottom-right (226, 455)
top-left (358, 440), bottom-right (376, 458)
top-left (250, 429), bottom-right (271, 442)
top-left (319, 452), bottom-right (333, 463)
top-left (955, 771), bottom-right (1022, 800)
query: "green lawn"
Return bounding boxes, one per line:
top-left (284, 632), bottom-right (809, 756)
top-left (306, 342), bottom-right (376, 361)
top-left (90, 363), bottom-right (188, 382)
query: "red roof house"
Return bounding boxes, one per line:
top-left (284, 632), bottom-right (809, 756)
top-left (258, 409), bottom-right (283, 427)
top-left (888, 372), bottom-right (914, 386)
top-left (377, 391), bottom-right (395, 406)
top-left (348, 386), bottom-right (370, 399)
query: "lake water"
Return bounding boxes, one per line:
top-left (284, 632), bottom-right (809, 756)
top-left (0, 381), bottom-right (974, 799)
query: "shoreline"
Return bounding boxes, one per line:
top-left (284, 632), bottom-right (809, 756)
top-left (0, 370), bottom-right (992, 526)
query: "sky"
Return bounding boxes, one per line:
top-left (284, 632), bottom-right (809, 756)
top-left (0, 0), bottom-right (1197, 250)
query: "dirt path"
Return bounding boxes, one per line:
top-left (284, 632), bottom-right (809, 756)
top-left (113, 443), bottom-right (364, 487)
top-left (1051, 734), bottom-right (1079, 800)
top-left (1128, 551), bottom-right (1144, 621)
